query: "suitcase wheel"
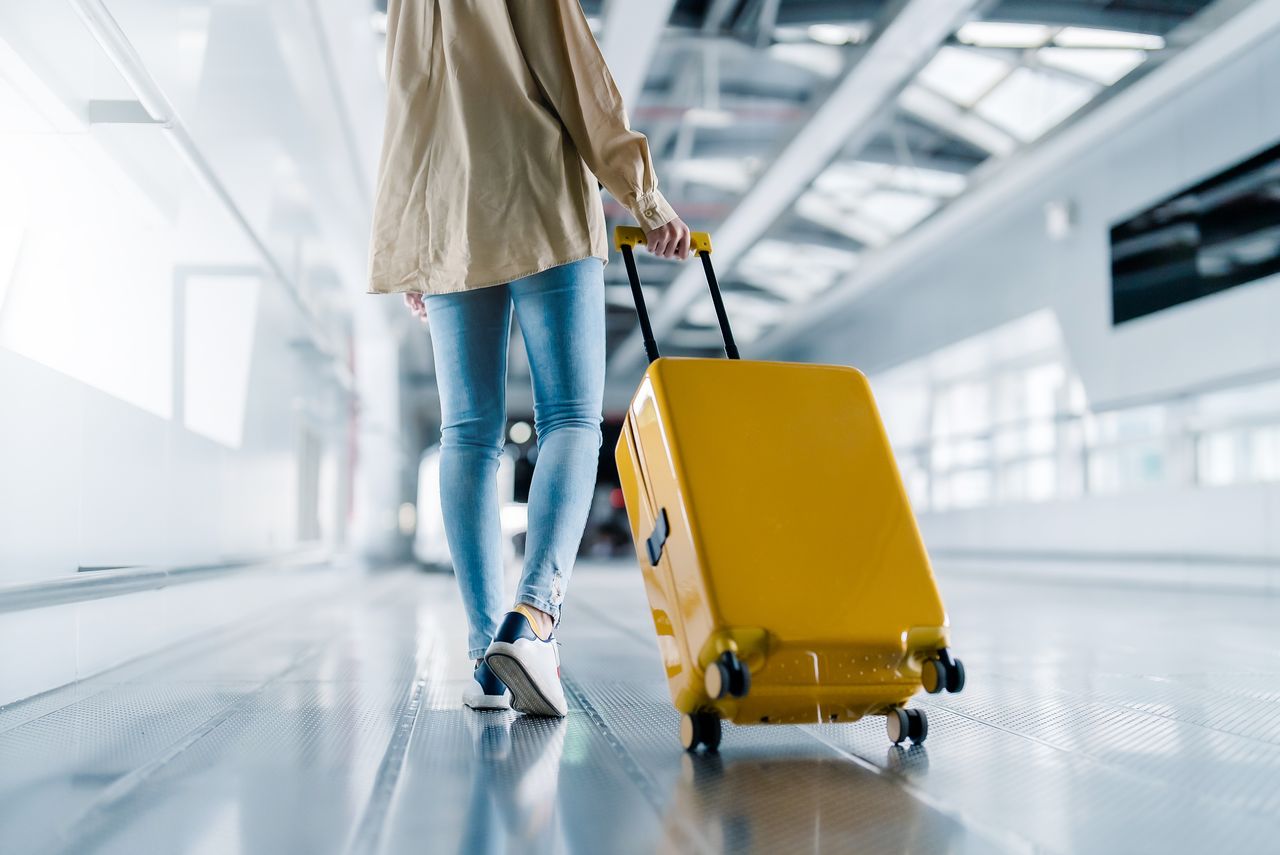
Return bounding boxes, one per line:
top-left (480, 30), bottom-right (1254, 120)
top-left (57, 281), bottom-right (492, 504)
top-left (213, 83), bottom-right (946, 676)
top-left (704, 652), bottom-right (751, 700)
top-left (922, 659), bottom-right (947, 694)
top-left (680, 712), bottom-right (722, 753)
top-left (886, 708), bottom-right (928, 745)
top-left (922, 649), bottom-right (966, 695)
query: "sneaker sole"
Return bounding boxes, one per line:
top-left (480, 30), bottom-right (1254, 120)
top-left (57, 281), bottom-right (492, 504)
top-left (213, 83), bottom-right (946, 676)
top-left (485, 650), bottom-right (567, 718)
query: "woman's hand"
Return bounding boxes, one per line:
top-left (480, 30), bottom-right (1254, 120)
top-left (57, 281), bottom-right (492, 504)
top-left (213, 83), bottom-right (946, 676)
top-left (404, 292), bottom-right (428, 323)
top-left (645, 217), bottom-right (692, 260)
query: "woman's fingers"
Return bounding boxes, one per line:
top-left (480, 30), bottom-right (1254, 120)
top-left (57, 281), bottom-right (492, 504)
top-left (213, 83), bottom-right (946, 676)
top-left (643, 218), bottom-right (693, 260)
top-left (403, 292), bottom-right (427, 322)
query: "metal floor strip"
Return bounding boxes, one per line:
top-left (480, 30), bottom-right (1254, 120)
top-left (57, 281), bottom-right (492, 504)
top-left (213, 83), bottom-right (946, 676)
top-left (561, 674), bottom-right (716, 855)
top-left (346, 672), bottom-right (430, 855)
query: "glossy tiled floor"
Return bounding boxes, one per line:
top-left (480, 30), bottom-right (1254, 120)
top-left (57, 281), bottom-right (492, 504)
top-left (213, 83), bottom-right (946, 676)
top-left (2, 562), bottom-right (1279, 854)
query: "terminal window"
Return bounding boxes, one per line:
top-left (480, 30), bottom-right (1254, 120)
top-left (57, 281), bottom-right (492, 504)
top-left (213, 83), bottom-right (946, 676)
top-left (1110, 138), bottom-right (1280, 324)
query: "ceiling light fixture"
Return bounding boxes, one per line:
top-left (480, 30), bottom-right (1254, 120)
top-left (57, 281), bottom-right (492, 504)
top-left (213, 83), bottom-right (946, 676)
top-left (956, 21), bottom-right (1052, 49)
top-left (808, 23), bottom-right (870, 46)
top-left (1053, 27), bottom-right (1164, 51)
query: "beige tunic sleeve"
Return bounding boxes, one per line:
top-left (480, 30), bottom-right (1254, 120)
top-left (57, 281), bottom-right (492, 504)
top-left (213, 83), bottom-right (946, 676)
top-left (507, 0), bottom-right (677, 233)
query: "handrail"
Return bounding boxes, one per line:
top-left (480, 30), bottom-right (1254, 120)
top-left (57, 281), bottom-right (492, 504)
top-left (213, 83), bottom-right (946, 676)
top-left (890, 391), bottom-right (1280, 459)
top-left (0, 549), bottom-right (339, 615)
top-left (896, 410), bottom-right (1280, 460)
top-left (1089, 362), bottom-right (1280, 415)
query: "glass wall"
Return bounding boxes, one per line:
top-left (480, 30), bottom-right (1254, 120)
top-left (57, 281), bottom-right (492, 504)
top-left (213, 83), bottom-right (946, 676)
top-left (0, 2), bottom-right (368, 578)
top-left (875, 310), bottom-right (1280, 512)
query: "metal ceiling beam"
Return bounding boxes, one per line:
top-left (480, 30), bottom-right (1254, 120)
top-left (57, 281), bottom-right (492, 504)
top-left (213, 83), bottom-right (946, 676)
top-left (703, 0), bottom-right (742, 34)
top-left (897, 84), bottom-right (1017, 157)
top-left (754, 0), bottom-right (1280, 359)
top-left (599, 0), bottom-right (679, 108)
top-left (640, 1), bottom-right (745, 166)
top-left (755, 0), bottom-right (783, 47)
top-left (608, 0), bottom-right (980, 375)
top-left (775, 0), bottom-right (885, 25)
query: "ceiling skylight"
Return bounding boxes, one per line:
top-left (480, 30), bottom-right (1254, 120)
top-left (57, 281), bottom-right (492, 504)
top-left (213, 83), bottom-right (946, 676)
top-left (955, 21), bottom-right (1052, 49)
top-left (736, 15), bottom-right (1185, 342)
top-left (795, 194), bottom-right (893, 247)
top-left (918, 46), bottom-right (1013, 107)
top-left (812, 163), bottom-right (876, 196)
top-left (835, 161), bottom-right (968, 198)
top-left (666, 157), bottom-right (759, 193)
top-left (974, 67), bottom-right (1098, 142)
top-left (737, 240), bottom-right (858, 300)
top-left (799, 159), bottom-right (967, 245)
top-left (898, 84), bottom-right (1018, 157)
top-left (686, 292), bottom-right (781, 342)
top-left (858, 190), bottom-right (940, 234)
top-left (1038, 47), bottom-right (1147, 86)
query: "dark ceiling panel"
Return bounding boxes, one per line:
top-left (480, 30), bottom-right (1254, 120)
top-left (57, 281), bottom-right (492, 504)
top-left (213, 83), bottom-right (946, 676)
top-left (986, 0), bottom-right (1218, 33)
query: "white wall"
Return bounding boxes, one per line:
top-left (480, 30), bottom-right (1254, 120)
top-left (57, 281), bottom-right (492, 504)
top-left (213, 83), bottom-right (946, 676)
top-left (919, 483), bottom-right (1280, 592)
top-left (919, 482), bottom-right (1280, 557)
top-left (0, 565), bottom-right (355, 707)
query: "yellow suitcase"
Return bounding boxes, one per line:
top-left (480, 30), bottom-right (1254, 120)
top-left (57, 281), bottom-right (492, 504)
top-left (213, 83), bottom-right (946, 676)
top-left (613, 227), bottom-right (965, 752)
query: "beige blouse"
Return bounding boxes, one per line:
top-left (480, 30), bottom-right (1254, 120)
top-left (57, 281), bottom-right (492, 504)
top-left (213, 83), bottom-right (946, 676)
top-left (367, 0), bottom-right (676, 295)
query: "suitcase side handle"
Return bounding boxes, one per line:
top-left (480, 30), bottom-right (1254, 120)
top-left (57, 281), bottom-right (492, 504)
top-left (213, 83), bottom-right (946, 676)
top-left (614, 225), bottom-right (741, 363)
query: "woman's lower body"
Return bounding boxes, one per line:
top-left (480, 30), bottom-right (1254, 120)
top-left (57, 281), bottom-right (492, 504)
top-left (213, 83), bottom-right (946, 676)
top-left (426, 258), bottom-right (605, 714)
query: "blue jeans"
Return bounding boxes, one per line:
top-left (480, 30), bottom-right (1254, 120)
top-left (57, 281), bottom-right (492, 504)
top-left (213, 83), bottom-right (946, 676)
top-left (426, 258), bottom-right (605, 659)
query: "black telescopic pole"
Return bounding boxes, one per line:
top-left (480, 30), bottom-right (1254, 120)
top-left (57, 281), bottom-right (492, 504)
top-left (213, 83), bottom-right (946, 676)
top-left (621, 243), bottom-right (661, 364)
top-left (699, 251), bottom-right (740, 360)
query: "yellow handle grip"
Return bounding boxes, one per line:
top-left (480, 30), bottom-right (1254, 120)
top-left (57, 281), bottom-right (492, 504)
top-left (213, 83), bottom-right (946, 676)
top-left (614, 225), bottom-right (712, 254)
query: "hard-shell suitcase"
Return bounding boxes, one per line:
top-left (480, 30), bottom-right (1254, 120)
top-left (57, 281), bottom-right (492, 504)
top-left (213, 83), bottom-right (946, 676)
top-left (613, 226), bottom-right (966, 752)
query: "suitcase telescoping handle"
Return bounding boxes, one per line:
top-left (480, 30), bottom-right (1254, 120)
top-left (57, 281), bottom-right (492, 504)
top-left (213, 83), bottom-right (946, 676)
top-left (614, 226), bottom-right (740, 363)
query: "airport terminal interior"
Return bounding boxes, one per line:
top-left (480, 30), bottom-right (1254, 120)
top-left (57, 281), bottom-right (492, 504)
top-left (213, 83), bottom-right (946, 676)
top-left (2, 0), bottom-right (1280, 853)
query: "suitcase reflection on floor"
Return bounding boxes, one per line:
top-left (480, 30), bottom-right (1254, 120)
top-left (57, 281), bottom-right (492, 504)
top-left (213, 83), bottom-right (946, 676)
top-left (661, 754), bottom-right (961, 853)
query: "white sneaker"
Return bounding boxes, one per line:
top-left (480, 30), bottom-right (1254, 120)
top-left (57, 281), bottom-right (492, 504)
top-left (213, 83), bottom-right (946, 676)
top-left (462, 659), bottom-right (511, 710)
top-left (484, 608), bottom-right (568, 718)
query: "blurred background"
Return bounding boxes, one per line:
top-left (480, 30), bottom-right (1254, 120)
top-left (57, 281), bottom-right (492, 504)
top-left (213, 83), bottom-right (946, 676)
top-left (2, 0), bottom-right (1279, 700)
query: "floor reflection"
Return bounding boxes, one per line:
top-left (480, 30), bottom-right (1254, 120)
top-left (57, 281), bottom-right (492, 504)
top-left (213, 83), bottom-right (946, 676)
top-left (885, 742), bottom-right (931, 775)
top-left (459, 713), bottom-right (566, 855)
top-left (664, 749), bottom-right (964, 853)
